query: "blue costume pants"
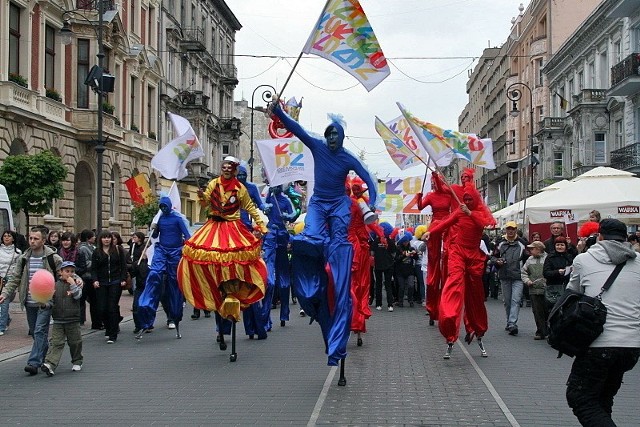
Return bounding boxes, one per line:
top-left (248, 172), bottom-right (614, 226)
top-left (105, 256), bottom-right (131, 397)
top-left (242, 300), bottom-right (268, 339)
top-left (292, 196), bottom-right (353, 366)
top-left (263, 230), bottom-right (292, 323)
top-left (138, 245), bottom-right (184, 329)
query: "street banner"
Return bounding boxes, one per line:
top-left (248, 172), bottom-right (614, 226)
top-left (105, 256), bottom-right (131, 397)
top-left (255, 137), bottom-right (315, 187)
top-left (124, 174), bottom-right (151, 205)
top-left (302, 0), bottom-right (390, 91)
top-left (151, 113), bottom-right (204, 180)
top-left (375, 175), bottom-right (433, 214)
top-left (507, 185), bottom-right (517, 205)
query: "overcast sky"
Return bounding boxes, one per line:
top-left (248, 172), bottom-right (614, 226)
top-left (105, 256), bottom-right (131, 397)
top-left (231, 0), bottom-right (530, 179)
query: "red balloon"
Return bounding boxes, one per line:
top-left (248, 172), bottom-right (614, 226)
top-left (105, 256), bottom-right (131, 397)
top-left (29, 269), bottom-right (56, 304)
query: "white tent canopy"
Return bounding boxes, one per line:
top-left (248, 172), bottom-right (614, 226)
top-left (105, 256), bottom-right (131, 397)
top-left (492, 179), bottom-right (572, 227)
top-left (526, 167), bottom-right (640, 225)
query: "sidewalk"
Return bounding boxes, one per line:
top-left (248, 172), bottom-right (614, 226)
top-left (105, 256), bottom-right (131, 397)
top-left (0, 293), bottom-right (136, 361)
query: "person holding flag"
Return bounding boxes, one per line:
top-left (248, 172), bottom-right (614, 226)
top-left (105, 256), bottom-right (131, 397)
top-left (269, 100), bottom-right (378, 386)
top-left (135, 195), bottom-right (191, 339)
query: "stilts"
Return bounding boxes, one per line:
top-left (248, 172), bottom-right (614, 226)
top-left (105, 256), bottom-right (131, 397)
top-left (443, 342), bottom-right (454, 359)
top-left (337, 358), bottom-right (346, 386)
top-left (229, 320), bottom-right (237, 362)
top-left (175, 321), bottom-right (181, 339)
top-left (478, 337), bottom-right (488, 357)
top-left (135, 328), bottom-right (148, 340)
top-left (356, 332), bottom-right (363, 347)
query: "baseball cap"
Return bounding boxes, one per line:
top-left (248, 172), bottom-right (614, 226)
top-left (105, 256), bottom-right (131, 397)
top-left (505, 221), bottom-right (518, 229)
top-left (60, 261), bottom-right (76, 269)
top-left (599, 219), bottom-right (628, 241)
top-left (526, 241), bottom-right (545, 251)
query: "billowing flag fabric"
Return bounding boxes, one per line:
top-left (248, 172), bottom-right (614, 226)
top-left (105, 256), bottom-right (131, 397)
top-left (255, 137), bottom-right (315, 187)
top-left (507, 185), bottom-right (517, 205)
top-left (124, 174), bottom-right (151, 205)
top-left (151, 113), bottom-right (204, 180)
top-left (303, 0), bottom-right (390, 91)
top-left (397, 103), bottom-right (454, 166)
top-left (374, 116), bottom-right (421, 170)
top-left (397, 103), bottom-right (496, 170)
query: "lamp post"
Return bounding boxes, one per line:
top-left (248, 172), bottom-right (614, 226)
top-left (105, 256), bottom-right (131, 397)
top-left (250, 84), bottom-right (276, 181)
top-left (60, 1), bottom-right (109, 233)
top-left (507, 82), bottom-right (535, 197)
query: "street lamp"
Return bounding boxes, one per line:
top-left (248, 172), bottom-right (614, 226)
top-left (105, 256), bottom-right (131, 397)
top-left (506, 83), bottom-right (536, 198)
top-left (60, 2), bottom-right (114, 233)
top-left (250, 85), bottom-right (276, 181)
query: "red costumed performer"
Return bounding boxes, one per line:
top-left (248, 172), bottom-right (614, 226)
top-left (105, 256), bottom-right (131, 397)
top-left (345, 177), bottom-right (378, 347)
top-left (425, 184), bottom-right (494, 360)
top-left (414, 171), bottom-right (452, 325)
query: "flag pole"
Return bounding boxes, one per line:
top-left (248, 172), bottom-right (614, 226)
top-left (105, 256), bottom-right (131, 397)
top-left (275, 52), bottom-right (304, 101)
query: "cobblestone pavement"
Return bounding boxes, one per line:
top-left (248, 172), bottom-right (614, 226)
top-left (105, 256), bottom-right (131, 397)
top-left (0, 293), bottom-right (638, 426)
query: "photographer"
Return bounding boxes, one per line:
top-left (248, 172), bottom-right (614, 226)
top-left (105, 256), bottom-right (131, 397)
top-left (576, 221), bottom-right (600, 254)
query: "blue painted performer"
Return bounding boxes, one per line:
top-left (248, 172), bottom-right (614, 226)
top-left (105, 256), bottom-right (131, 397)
top-left (270, 101), bottom-right (378, 385)
top-left (263, 185), bottom-right (299, 329)
top-left (236, 165), bottom-right (269, 340)
top-left (136, 196), bottom-right (191, 339)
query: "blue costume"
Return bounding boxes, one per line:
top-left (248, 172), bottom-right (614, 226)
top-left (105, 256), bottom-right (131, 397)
top-left (272, 103), bottom-right (378, 366)
top-left (262, 185), bottom-right (299, 329)
top-left (236, 166), bottom-right (269, 339)
top-left (138, 196), bottom-right (191, 335)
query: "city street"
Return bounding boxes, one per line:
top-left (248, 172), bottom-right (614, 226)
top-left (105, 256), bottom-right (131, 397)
top-left (0, 293), bottom-right (637, 426)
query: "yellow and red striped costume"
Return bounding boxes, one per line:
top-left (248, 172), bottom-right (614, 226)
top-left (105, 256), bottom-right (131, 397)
top-left (178, 177), bottom-right (268, 321)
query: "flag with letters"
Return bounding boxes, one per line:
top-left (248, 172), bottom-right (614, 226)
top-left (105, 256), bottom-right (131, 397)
top-left (302, 0), bottom-right (390, 91)
top-left (151, 113), bottom-right (204, 180)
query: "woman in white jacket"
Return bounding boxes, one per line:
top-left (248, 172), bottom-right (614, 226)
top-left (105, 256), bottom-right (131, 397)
top-left (0, 230), bottom-right (22, 335)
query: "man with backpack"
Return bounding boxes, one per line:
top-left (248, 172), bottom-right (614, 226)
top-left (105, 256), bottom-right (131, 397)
top-left (565, 219), bottom-right (640, 426)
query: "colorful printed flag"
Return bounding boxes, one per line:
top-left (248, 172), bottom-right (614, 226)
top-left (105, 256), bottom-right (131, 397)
top-left (151, 113), bottom-right (204, 180)
top-left (302, 0), bottom-right (390, 91)
top-left (397, 103), bottom-right (496, 170)
top-left (124, 174), bottom-right (152, 205)
top-left (255, 137), bottom-right (315, 187)
top-left (374, 116), bottom-right (422, 170)
top-left (375, 175), bottom-right (432, 214)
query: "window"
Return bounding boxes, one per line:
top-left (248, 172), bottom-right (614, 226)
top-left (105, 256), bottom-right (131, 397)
top-left (9, 3), bottom-right (21, 75)
top-left (615, 119), bottom-right (624, 151)
top-left (510, 130), bottom-right (516, 155)
top-left (594, 132), bottom-right (606, 164)
top-left (553, 152), bottom-right (564, 177)
top-left (44, 25), bottom-right (56, 90)
top-left (599, 51), bottom-right (608, 88)
top-left (109, 180), bottom-right (116, 219)
top-left (222, 143), bottom-right (230, 155)
top-left (536, 58), bottom-right (544, 86)
top-left (613, 40), bottom-right (622, 64)
top-left (577, 71), bottom-right (584, 91)
top-left (588, 61), bottom-right (595, 88)
top-left (77, 39), bottom-right (90, 108)
top-left (130, 0), bottom-right (136, 33)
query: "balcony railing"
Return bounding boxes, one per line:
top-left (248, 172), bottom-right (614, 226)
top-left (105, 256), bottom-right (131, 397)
top-left (610, 142), bottom-right (640, 171)
top-left (539, 117), bottom-right (565, 130)
top-left (611, 53), bottom-right (640, 86)
top-left (574, 89), bottom-right (607, 103)
top-left (180, 27), bottom-right (206, 52)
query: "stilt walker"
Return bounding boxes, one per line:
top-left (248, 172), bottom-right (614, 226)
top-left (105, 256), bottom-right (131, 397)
top-left (270, 101), bottom-right (378, 386)
top-left (178, 157), bottom-right (268, 362)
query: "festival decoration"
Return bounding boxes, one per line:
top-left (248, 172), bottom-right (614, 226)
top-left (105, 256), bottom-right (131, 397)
top-left (269, 97), bottom-right (303, 139)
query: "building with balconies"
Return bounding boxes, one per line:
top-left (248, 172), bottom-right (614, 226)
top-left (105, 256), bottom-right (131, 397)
top-left (543, 0), bottom-right (640, 186)
top-left (0, 0), bottom-right (241, 232)
top-left (460, 0), bottom-right (601, 214)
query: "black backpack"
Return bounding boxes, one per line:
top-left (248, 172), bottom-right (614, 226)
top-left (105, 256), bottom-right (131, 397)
top-left (547, 261), bottom-right (625, 358)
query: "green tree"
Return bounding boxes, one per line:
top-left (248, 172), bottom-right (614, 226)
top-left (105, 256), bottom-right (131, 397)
top-left (131, 197), bottom-right (159, 227)
top-left (0, 150), bottom-right (67, 230)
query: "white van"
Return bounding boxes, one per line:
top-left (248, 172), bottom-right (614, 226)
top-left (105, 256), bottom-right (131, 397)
top-left (0, 184), bottom-right (15, 232)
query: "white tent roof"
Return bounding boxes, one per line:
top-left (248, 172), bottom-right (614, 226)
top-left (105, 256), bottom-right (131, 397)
top-left (526, 167), bottom-right (640, 225)
top-left (492, 179), bottom-right (572, 227)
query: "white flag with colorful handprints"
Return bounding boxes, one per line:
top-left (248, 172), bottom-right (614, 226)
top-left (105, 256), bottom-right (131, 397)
top-left (302, 0), bottom-right (390, 91)
top-left (151, 113), bottom-right (204, 180)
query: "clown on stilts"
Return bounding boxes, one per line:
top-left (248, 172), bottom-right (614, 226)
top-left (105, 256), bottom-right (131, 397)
top-left (270, 100), bottom-right (378, 386)
top-left (177, 156), bottom-right (268, 362)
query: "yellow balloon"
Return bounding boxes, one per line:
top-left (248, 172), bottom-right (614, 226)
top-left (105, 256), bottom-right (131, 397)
top-left (293, 222), bottom-right (305, 235)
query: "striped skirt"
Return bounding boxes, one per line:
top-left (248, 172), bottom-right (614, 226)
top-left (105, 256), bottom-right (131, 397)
top-left (177, 218), bottom-right (267, 321)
